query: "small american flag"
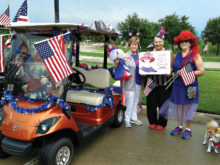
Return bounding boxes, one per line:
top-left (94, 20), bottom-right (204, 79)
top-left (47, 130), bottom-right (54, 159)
top-left (0, 36), bottom-right (5, 72)
top-left (144, 78), bottom-right (157, 96)
top-left (137, 96), bottom-right (142, 113)
top-left (203, 43), bottom-right (208, 52)
top-left (0, 6), bottom-right (10, 27)
top-left (13, 0), bottom-right (28, 23)
top-left (34, 35), bottom-right (73, 83)
top-left (180, 63), bottom-right (195, 86)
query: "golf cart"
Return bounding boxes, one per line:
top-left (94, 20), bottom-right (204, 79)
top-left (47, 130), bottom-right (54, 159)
top-left (0, 23), bottom-right (124, 165)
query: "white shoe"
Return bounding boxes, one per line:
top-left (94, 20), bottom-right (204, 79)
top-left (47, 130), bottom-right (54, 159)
top-left (125, 121), bottom-right (132, 128)
top-left (131, 119), bottom-right (143, 125)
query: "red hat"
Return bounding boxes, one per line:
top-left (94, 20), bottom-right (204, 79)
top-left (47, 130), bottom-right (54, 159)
top-left (174, 30), bottom-right (200, 54)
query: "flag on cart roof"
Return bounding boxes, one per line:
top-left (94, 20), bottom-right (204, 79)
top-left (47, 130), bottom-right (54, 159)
top-left (0, 6), bottom-right (10, 27)
top-left (34, 35), bottom-right (73, 83)
top-left (0, 36), bottom-right (5, 72)
top-left (13, 0), bottom-right (28, 23)
top-left (180, 63), bottom-right (195, 86)
top-left (144, 78), bottom-right (157, 96)
top-left (52, 29), bottom-right (72, 54)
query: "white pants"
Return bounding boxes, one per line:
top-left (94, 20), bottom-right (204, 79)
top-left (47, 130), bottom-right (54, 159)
top-left (124, 84), bottom-right (141, 122)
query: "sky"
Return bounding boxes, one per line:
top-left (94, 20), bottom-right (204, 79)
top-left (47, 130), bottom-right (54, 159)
top-left (0, 0), bottom-right (220, 36)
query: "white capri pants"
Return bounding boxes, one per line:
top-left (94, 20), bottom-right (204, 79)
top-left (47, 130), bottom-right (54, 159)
top-left (124, 84), bottom-right (142, 122)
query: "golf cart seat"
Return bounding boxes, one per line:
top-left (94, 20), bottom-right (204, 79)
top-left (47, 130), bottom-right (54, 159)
top-left (66, 67), bottom-right (111, 106)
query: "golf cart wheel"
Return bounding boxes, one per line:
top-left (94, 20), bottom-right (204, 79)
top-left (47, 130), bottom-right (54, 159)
top-left (39, 137), bottom-right (74, 165)
top-left (111, 105), bottom-right (124, 128)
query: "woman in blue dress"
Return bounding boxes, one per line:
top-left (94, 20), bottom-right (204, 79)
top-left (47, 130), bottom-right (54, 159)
top-left (160, 30), bottom-right (204, 139)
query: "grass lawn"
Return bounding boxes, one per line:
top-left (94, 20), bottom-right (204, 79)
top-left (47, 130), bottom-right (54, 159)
top-left (80, 52), bottom-right (103, 57)
top-left (205, 68), bottom-right (220, 71)
top-left (197, 72), bottom-right (220, 114)
top-left (202, 57), bottom-right (220, 62)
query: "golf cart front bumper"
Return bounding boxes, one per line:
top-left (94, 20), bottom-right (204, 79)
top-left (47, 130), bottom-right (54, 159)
top-left (1, 135), bottom-right (32, 156)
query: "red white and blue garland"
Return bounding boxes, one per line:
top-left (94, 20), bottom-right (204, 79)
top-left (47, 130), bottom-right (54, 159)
top-left (0, 90), bottom-right (70, 114)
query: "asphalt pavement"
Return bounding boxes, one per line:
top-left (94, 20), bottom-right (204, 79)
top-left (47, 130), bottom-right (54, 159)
top-left (1, 108), bottom-right (220, 165)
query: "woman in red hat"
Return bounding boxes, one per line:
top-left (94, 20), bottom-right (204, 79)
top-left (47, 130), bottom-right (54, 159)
top-left (160, 30), bottom-right (204, 139)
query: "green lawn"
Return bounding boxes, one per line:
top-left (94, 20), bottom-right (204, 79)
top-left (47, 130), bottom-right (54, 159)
top-left (197, 72), bottom-right (220, 114)
top-left (205, 68), bottom-right (220, 71)
top-left (202, 57), bottom-right (220, 62)
top-left (80, 52), bottom-right (103, 57)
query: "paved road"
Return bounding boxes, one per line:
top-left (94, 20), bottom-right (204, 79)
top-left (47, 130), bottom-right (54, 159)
top-left (203, 62), bottom-right (220, 69)
top-left (1, 110), bottom-right (220, 165)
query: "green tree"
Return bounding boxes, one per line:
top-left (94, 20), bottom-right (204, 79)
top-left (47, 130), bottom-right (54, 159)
top-left (158, 13), bottom-right (195, 50)
top-left (202, 16), bottom-right (220, 56)
top-left (117, 12), bottom-right (158, 51)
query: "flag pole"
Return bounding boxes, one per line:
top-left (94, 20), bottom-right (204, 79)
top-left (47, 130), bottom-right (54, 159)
top-left (27, 0), bottom-right (29, 22)
top-left (54, 0), bottom-right (59, 23)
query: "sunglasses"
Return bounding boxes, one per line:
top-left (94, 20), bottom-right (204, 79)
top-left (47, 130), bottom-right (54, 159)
top-left (180, 40), bottom-right (190, 43)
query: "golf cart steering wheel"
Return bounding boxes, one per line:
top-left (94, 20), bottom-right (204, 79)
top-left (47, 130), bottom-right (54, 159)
top-left (1, 64), bottom-right (26, 96)
top-left (69, 67), bottom-right (86, 85)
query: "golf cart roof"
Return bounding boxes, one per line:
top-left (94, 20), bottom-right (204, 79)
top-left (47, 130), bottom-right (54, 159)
top-left (0, 23), bottom-right (118, 38)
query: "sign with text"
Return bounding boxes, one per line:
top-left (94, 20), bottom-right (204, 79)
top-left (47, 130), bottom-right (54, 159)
top-left (139, 51), bottom-right (171, 75)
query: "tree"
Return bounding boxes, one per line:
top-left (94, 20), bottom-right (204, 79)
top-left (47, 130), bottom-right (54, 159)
top-left (202, 16), bottom-right (220, 56)
top-left (158, 13), bottom-right (196, 50)
top-left (117, 12), bottom-right (158, 51)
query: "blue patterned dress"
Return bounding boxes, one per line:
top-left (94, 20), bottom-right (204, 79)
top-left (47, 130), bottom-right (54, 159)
top-left (160, 52), bottom-right (199, 122)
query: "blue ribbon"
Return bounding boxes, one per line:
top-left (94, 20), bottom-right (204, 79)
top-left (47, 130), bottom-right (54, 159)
top-left (0, 90), bottom-right (70, 114)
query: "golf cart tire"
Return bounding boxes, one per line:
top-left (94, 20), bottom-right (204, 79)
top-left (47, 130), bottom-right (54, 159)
top-left (111, 105), bottom-right (124, 128)
top-left (39, 137), bottom-right (74, 165)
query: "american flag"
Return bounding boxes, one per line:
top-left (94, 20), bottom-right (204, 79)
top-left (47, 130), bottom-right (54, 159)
top-left (52, 30), bottom-right (72, 54)
top-left (203, 43), bottom-right (208, 52)
top-left (180, 63), bottom-right (195, 86)
top-left (137, 96), bottom-right (142, 113)
top-left (144, 78), bottom-right (157, 96)
top-left (34, 35), bottom-right (73, 83)
top-left (0, 6), bottom-right (10, 27)
top-left (0, 36), bottom-right (5, 72)
top-left (13, 0), bottom-right (28, 23)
